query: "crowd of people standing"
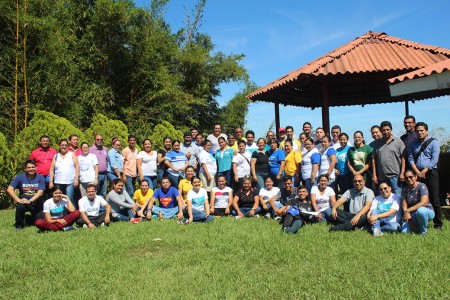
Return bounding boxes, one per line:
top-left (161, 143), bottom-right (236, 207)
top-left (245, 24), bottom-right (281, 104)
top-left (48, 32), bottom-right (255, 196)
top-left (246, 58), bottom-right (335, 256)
top-left (7, 115), bottom-right (443, 235)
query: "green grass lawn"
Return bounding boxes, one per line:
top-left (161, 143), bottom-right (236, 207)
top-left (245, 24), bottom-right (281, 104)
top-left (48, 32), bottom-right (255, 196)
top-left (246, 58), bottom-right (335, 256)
top-left (0, 209), bottom-right (448, 300)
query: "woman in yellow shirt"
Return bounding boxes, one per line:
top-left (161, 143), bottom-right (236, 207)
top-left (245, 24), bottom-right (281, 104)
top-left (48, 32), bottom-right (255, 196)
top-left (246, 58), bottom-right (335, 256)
top-left (178, 166), bottom-right (197, 204)
top-left (284, 140), bottom-right (302, 185)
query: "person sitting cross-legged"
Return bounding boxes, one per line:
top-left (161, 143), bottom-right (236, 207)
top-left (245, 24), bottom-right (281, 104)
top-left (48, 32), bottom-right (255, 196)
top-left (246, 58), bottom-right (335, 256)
top-left (231, 176), bottom-right (262, 219)
top-left (133, 179), bottom-right (154, 219)
top-left (367, 181), bottom-right (402, 236)
top-left (330, 175), bottom-right (374, 231)
top-left (76, 184), bottom-right (111, 229)
top-left (34, 185), bottom-right (80, 232)
top-left (148, 177), bottom-right (184, 220)
top-left (107, 178), bottom-right (140, 223)
top-left (180, 177), bottom-right (214, 224)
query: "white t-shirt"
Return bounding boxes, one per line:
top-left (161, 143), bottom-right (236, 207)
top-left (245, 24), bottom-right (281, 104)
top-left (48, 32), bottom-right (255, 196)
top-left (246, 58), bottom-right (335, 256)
top-left (78, 153), bottom-right (99, 183)
top-left (43, 198), bottom-right (70, 219)
top-left (187, 188), bottom-right (208, 212)
top-left (370, 194), bottom-right (401, 223)
top-left (198, 150), bottom-right (217, 177)
top-left (232, 152), bottom-right (252, 178)
top-left (245, 143), bottom-right (258, 155)
top-left (54, 152), bottom-right (76, 184)
top-left (259, 187), bottom-right (281, 203)
top-left (207, 133), bottom-right (227, 153)
top-left (212, 186), bottom-right (233, 208)
top-left (78, 195), bottom-right (108, 216)
top-left (311, 186), bottom-right (335, 210)
top-left (319, 147), bottom-right (336, 181)
top-left (137, 151), bottom-right (157, 176)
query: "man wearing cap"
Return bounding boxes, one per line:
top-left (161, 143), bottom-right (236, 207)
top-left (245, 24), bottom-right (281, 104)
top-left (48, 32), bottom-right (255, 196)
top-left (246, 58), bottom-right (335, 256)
top-left (180, 131), bottom-right (200, 170)
top-left (277, 127), bottom-right (286, 143)
top-left (280, 126), bottom-right (301, 152)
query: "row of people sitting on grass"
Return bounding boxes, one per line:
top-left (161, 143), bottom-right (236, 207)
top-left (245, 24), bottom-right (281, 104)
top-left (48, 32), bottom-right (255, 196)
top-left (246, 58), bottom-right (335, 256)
top-left (16, 157), bottom-right (434, 235)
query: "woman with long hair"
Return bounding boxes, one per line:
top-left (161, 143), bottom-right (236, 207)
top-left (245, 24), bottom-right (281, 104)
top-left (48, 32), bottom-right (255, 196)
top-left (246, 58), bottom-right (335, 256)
top-left (78, 142), bottom-right (98, 197)
top-left (310, 174), bottom-right (336, 222)
top-left (137, 138), bottom-right (158, 189)
top-left (251, 137), bottom-right (269, 193)
top-left (300, 138), bottom-right (320, 193)
top-left (347, 131), bottom-right (372, 182)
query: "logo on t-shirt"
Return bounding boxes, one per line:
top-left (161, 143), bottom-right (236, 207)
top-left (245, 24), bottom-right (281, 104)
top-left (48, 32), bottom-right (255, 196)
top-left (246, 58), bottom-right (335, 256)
top-left (159, 197), bottom-right (173, 207)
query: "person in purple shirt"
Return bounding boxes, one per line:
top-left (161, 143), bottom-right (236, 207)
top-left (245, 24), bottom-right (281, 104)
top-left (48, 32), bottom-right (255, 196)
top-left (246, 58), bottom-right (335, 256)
top-left (7, 160), bottom-right (45, 230)
top-left (407, 122), bottom-right (442, 229)
top-left (89, 134), bottom-right (108, 198)
top-left (148, 177), bottom-right (184, 220)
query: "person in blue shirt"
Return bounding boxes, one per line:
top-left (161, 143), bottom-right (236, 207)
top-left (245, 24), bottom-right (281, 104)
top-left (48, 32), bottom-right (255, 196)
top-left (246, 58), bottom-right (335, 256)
top-left (406, 122), bottom-right (442, 229)
top-left (7, 160), bottom-right (45, 230)
top-left (267, 138), bottom-right (286, 188)
top-left (164, 140), bottom-right (188, 188)
top-left (107, 138), bottom-right (124, 182)
top-left (214, 137), bottom-right (234, 185)
top-left (335, 133), bottom-right (352, 211)
top-left (148, 177), bottom-right (184, 220)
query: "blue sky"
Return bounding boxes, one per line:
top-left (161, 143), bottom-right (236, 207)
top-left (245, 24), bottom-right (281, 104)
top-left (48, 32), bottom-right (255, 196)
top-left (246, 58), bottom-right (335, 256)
top-left (134, 0), bottom-right (450, 142)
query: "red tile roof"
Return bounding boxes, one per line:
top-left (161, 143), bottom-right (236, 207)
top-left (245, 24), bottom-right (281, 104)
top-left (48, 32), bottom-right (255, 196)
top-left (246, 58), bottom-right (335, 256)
top-left (247, 31), bottom-right (450, 104)
top-left (388, 58), bottom-right (450, 84)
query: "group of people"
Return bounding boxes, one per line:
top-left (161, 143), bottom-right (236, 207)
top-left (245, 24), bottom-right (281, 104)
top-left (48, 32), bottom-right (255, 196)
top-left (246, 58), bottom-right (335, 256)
top-left (7, 116), bottom-right (443, 235)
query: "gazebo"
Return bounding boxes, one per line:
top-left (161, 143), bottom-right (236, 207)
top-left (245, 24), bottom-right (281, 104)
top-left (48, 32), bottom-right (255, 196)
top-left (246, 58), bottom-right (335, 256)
top-left (247, 31), bottom-right (450, 133)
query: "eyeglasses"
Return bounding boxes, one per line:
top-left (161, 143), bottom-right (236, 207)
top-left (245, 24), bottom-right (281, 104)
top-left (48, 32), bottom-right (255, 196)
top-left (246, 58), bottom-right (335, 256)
top-left (379, 187), bottom-right (389, 191)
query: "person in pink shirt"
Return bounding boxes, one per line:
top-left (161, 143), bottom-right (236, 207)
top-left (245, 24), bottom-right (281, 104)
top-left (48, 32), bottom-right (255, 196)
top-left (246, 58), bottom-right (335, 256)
top-left (29, 135), bottom-right (58, 184)
top-left (68, 134), bottom-right (83, 156)
top-left (122, 135), bottom-right (139, 197)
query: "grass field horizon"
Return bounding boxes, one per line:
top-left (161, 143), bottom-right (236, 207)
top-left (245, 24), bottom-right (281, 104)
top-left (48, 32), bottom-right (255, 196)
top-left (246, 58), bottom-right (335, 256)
top-left (0, 209), bottom-right (448, 299)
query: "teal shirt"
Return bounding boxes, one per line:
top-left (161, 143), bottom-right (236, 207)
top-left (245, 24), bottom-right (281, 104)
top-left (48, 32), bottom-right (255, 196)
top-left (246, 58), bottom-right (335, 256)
top-left (215, 148), bottom-right (235, 172)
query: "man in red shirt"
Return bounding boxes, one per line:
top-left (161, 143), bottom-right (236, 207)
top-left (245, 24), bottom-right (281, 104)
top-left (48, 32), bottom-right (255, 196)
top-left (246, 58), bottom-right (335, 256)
top-left (29, 135), bottom-right (57, 184)
top-left (68, 134), bottom-right (83, 156)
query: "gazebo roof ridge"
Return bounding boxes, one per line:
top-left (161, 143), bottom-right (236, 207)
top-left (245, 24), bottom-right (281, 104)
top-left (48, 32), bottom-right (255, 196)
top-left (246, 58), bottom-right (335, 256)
top-left (248, 31), bottom-right (450, 100)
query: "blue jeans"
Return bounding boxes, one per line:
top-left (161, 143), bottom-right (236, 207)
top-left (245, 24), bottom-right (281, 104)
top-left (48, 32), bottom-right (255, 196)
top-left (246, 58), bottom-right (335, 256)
top-left (125, 175), bottom-right (137, 197)
top-left (265, 200), bottom-right (283, 218)
top-left (255, 172), bottom-right (268, 193)
top-left (284, 219), bottom-right (303, 234)
top-left (401, 207), bottom-right (435, 234)
top-left (167, 173), bottom-right (180, 189)
top-left (111, 209), bottom-right (136, 221)
top-left (157, 168), bottom-right (166, 185)
top-left (97, 173), bottom-right (108, 198)
top-left (231, 206), bottom-right (262, 217)
top-left (318, 207), bottom-right (333, 222)
top-left (371, 212), bottom-right (400, 233)
top-left (336, 173), bottom-right (352, 211)
top-left (386, 176), bottom-right (402, 198)
top-left (304, 178), bottom-right (317, 194)
top-left (217, 169), bottom-right (231, 186)
top-left (58, 183), bottom-right (76, 208)
top-left (107, 171), bottom-right (119, 182)
top-left (152, 206), bottom-right (179, 219)
top-left (183, 207), bottom-right (214, 223)
top-left (138, 176), bottom-right (157, 190)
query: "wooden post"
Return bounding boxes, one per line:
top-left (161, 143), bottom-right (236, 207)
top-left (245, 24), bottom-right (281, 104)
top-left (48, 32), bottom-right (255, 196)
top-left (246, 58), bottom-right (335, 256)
top-left (275, 101), bottom-right (280, 138)
top-left (405, 100), bottom-right (409, 116)
top-left (322, 80), bottom-right (330, 134)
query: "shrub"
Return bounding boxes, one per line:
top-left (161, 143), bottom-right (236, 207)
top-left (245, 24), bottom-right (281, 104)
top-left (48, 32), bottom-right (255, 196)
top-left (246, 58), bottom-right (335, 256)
top-left (84, 113), bottom-right (129, 148)
top-left (149, 121), bottom-right (184, 150)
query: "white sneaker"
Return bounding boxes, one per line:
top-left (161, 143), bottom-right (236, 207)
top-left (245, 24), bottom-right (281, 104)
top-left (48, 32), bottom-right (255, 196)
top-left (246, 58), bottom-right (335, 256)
top-left (373, 227), bottom-right (383, 237)
top-left (234, 215), bottom-right (242, 220)
top-left (263, 213), bottom-right (271, 219)
top-left (83, 224), bottom-right (88, 229)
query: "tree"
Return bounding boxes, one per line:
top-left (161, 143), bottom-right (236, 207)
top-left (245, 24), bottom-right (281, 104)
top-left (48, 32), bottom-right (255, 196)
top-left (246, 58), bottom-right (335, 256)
top-left (13, 110), bottom-right (86, 165)
top-left (149, 121), bottom-right (183, 150)
top-left (84, 113), bottom-right (129, 148)
top-left (218, 82), bottom-right (258, 134)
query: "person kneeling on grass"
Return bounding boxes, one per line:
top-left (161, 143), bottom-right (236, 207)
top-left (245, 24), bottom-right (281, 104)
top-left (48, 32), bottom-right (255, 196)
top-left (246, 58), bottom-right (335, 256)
top-left (133, 179), bottom-right (154, 219)
top-left (76, 184), bottom-right (111, 229)
top-left (329, 175), bottom-right (374, 231)
top-left (367, 181), bottom-right (401, 236)
top-left (231, 176), bottom-right (261, 219)
top-left (279, 185), bottom-right (318, 234)
top-left (107, 178), bottom-right (141, 223)
top-left (401, 170), bottom-right (435, 235)
top-left (180, 177), bottom-right (214, 224)
top-left (34, 185), bottom-right (80, 232)
top-left (147, 177), bottom-right (184, 220)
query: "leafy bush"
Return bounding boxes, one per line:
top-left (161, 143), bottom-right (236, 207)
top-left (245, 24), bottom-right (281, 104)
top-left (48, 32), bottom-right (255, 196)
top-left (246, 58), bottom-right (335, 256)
top-left (84, 113), bottom-right (129, 148)
top-left (12, 110), bottom-right (86, 166)
top-left (0, 131), bottom-right (13, 208)
top-left (149, 121), bottom-right (184, 150)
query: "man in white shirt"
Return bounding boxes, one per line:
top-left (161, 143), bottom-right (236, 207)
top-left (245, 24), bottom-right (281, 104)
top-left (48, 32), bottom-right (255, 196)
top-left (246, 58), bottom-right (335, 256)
top-left (77, 184), bottom-right (111, 229)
